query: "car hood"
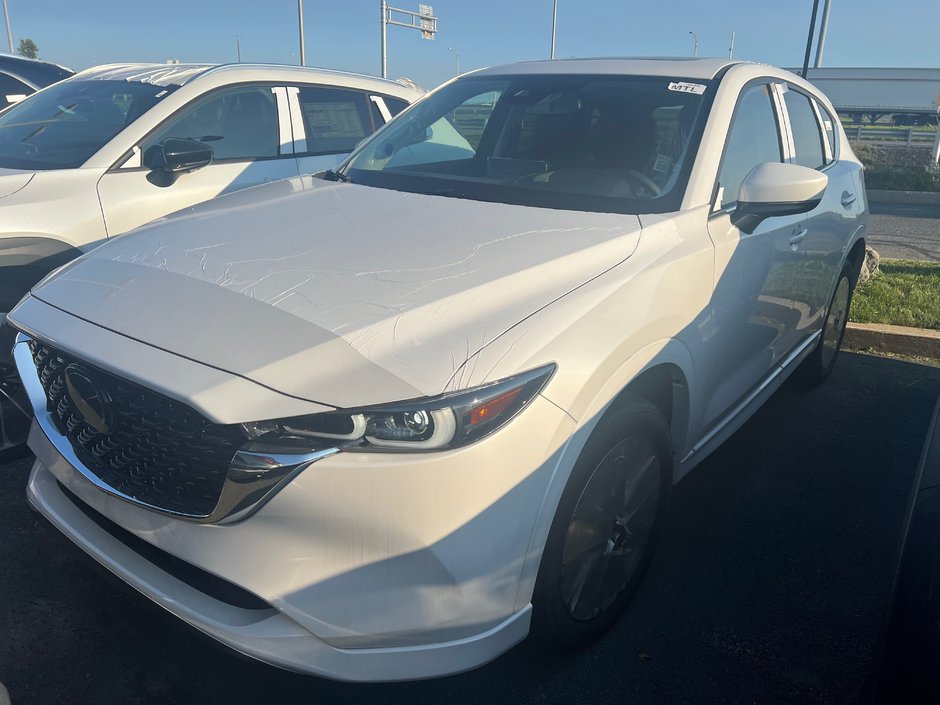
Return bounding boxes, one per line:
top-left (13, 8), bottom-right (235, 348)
top-left (28, 176), bottom-right (642, 409)
top-left (0, 168), bottom-right (34, 199)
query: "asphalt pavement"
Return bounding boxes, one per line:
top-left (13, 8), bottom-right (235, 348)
top-left (2, 351), bottom-right (939, 705)
top-left (869, 202), bottom-right (940, 261)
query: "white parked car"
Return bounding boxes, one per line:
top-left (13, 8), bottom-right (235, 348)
top-left (9, 58), bottom-right (867, 681)
top-left (0, 62), bottom-right (418, 326)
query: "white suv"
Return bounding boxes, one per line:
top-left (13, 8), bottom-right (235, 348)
top-left (10, 58), bottom-right (867, 681)
top-left (0, 62), bottom-right (419, 324)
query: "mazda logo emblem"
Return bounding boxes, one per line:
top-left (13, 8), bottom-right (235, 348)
top-left (64, 364), bottom-right (114, 435)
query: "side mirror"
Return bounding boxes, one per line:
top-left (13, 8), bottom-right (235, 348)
top-left (731, 162), bottom-right (828, 234)
top-left (160, 137), bottom-right (213, 173)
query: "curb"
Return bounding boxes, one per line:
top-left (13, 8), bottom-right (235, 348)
top-left (867, 190), bottom-right (940, 206)
top-left (845, 321), bottom-right (940, 358)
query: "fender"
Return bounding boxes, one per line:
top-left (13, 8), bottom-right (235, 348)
top-left (0, 236), bottom-right (84, 315)
top-left (513, 338), bottom-right (696, 612)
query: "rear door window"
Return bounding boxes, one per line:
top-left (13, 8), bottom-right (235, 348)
top-left (296, 87), bottom-right (372, 155)
top-left (782, 88), bottom-right (826, 169)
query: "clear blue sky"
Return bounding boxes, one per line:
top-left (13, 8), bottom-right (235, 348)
top-left (7, 0), bottom-right (940, 89)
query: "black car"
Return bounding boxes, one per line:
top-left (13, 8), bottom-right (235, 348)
top-left (0, 53), bottom-right (72, 110)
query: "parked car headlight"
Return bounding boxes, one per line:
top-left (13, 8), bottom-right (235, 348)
top-left (241, 364), bottom-right (555, 452)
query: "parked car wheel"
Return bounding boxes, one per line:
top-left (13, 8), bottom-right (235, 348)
top-left (800, 262), bottom-right (856, 386)
top-left (532, 395), bottom-right (672, 648)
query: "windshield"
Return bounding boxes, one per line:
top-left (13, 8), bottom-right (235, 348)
top-left (0, 79), bottom-right (178, 170)
top-left (339, 74), bottom-right (712, 214)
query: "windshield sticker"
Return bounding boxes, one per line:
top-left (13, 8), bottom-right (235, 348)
top-left (652, 154), bottom-right (673, 174)
top-left (668, 82), bottom-right (706, 95)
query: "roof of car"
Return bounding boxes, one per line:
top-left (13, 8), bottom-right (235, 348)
top-left (0, 52), bottom-right (73, 87)
top-left (70, 62), bottom-right (420, 95)
top-left (473, 57), bottom-right (745, 80)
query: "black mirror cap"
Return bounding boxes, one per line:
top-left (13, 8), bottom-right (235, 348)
top-left (161, 137), bottom-right (213, 173)
top-left (730, 196), bottom-right (823, 235)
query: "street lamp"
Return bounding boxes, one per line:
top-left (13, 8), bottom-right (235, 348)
top-left (298, 0), bottom-right (306, 66)
top-left (448, 46), bottom-right (460, 76)
top-left (689, 30), bottom-right (698, 58)
top-left (2, 0), bottom-right (13, 53)
top-left (550, 0), bottom-right (558, 60)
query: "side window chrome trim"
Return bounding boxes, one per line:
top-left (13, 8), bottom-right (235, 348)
top-left (770, 82), bottom-right (796, 163)
top-left (118, 145), bottom-right (142, 169)
top-left (370, 95), bottom-right (392, 124)
top-left (271, 86), bottom-right (294, 155)
top-left (809, 98), bottom-right (833, 164)
top-left (286, 86), bottom-right (307, 153)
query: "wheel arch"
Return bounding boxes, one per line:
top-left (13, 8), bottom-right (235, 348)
top-left (0, 235), bottom-right (85, 314)
top-left (845, 233), bottom-right (867, 286)
top-left (514, 340), bottom-right (695, 612)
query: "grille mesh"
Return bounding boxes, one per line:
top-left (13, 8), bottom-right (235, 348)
top-left (30, 341), bottom-right (247, 517)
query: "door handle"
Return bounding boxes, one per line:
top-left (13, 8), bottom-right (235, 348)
top-left (789, 228), bottom-right (807, 250)
top-left (841, 191), bottom-right (857, 208)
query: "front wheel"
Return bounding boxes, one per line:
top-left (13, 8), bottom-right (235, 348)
top-left (799, 261), bottom-right (856, 386)
top-left (532, 395), bottom-right (672, 648)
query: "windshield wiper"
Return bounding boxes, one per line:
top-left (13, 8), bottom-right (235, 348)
top-left (324, 168), bottom-right (352, 183)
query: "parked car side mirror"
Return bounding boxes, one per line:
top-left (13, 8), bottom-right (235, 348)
top-left (731, 162), bottom-right (828, 234)
top-left (158, 137), bottom-right (213, 173)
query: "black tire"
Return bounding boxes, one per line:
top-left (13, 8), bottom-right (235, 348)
top-left (531, 395), bottom-right (672, 648)
top-left (798, 261), bottom-right (856, 387)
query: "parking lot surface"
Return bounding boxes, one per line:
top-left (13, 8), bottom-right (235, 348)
top-left (1, 351), bottom-right (939, 705)
top-left (869, 202), bottom-right (940, 261)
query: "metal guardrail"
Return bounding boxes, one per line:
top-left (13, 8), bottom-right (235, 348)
top-left (847, 125), bottom-right (939, 147)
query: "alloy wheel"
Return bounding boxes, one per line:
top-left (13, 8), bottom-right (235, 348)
top-left (560, 435), bottom-right (662, 621)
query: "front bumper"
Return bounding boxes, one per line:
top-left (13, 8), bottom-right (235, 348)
top-left (25, 386), bottom-right (576, 681)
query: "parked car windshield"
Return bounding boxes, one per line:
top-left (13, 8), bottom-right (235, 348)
top-left (338, 74), bottom-right (712, 214)
top-left (0, 79), bottom-right (178, 170)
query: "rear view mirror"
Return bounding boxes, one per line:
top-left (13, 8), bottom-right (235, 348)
top-left (731, 162), bottom-right (828, 234)
top-left (160, 137), bottom-right (213, 173)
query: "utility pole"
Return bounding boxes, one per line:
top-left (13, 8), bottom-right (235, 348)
top-left (235, 36), bottom-right (241, 63)
top-left (380, 2), bottom-right (437, 79)
top-left (448, 46), bottom-right (459, 76)
top-left (2, 0), bottom-right (12, 54)
top-left (728, 31), bottom-right (735, 59)
top-left (298, 0), bottom-right (305, 66)
top-left (814, 0), bottom-right (832, 68)
top-left (801, 0), bottom-right (821, 77)
top-left (550, 0), bottom-right (558, 59)
top-left (689, 31), bottom-right (698, 58)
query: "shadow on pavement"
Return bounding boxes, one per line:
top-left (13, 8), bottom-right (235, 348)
top-left (869, 396), bottom-right (940, 704)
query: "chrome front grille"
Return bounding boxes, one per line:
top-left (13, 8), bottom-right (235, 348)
top-left (28, 341), bottom-right (248, 517)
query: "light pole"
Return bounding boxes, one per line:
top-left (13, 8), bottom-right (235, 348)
top-left (550, 0), bottom-right (558, 60)
top-left (801, 0), bottom-right (821, 77)
top-left (814, 0), bottom-right (832, 68)
top-left (728, 30), bottom-right (735, 59)
top-left (689, 31), bottom-right (698, 58)
top-left (448, 46), bottom-right (459, 76)
top-left (235, 36), bottom-right (241, 63)
top-left (298, 0), bottom-right (306, 66)
top-left (2, 0), bottom-right (13, 54)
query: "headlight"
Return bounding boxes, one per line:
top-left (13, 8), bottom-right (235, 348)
top-left (242, 364), bottom-right (555, 452)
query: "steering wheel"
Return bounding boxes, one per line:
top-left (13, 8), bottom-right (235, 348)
top-left (627, 169), bottom-right (662, 196)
